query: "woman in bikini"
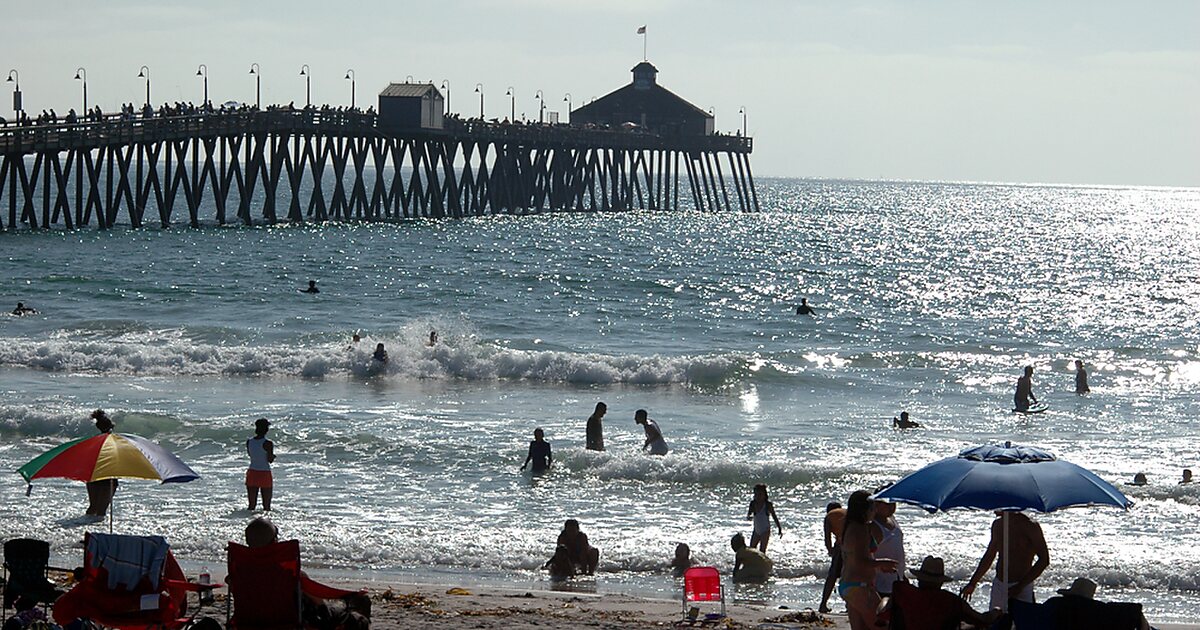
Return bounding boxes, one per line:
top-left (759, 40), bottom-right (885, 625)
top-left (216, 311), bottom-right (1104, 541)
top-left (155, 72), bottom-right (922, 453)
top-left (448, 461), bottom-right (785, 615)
top-left (839, 490), bottom-right (897, 629)
top-left (746, 484), bottom-right (783, 553)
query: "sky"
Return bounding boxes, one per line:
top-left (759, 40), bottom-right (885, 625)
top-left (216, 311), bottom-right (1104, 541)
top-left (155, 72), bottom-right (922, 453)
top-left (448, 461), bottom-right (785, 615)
top-left (2, 0), bottom-right (1197, 187)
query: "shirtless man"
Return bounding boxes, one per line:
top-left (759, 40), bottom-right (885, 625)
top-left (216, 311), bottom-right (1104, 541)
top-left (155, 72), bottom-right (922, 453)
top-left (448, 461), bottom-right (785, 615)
top-left (1014, 366), bottom-right (1038, 411)
top-left (1074, 360), bottom-right (1090, 394)
top-left (818, 501), bottom-right (845, 613)
top-left (892, 411), bottom-right (921, 429)
top-left (961, 511), bottom-right (1050, 611)
top-left (585, 402), bottom-right (606, 451)
top-left (796, 298), bottom-right (815, 316)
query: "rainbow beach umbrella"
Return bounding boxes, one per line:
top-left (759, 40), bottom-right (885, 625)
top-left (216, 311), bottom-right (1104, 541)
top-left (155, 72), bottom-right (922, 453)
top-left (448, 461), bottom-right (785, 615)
top-left (18, 432), bottom-right (199, 493)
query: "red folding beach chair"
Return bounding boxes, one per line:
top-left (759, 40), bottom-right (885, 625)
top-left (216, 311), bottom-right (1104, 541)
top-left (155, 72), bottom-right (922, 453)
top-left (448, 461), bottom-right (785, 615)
top-left (681, 566), bottom-right (725, 621)
top-left (226, 540), bottom-right (364, 629)
top-left (52, 533), bottom-right (207, 630)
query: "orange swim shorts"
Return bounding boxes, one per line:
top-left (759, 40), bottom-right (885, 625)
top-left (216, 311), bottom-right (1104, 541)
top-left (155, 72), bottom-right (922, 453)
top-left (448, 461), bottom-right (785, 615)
top-left (245, 469), bottom-right (273, 489)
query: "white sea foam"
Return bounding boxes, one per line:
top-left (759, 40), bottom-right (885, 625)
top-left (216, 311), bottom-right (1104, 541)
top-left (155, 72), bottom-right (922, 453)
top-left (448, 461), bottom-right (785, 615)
top-left (0, 334), bottom-right (744, 385)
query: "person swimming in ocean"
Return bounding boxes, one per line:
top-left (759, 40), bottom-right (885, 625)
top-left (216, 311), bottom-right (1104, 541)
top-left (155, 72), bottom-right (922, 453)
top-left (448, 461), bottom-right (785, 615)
top-left (372, 343), bottom-right (388, 363)
top-left (796, 298), bottom-right (815, 315)
top-left (1182, 469), bottom-right (1193, 485)
top-left (635, 409), bottom-right (669, 456)
top-left (1074, 360), bottom-right (1090, 394)
top-left (11, 302), bottom-right (38, 316)
top-left (520, 428), bottom-right (552, 473)
top-left (428, 330), bottom-right (438, 346)
top-left (747, 484), bottom-right (783, 553)
top-left (586, 402), bottom-right (606, 451)
top-left (346, 331), bottom-right (361, 350)
top-left (893, 411), bottom-right (921, 429)
top-left (301, 280), bottom-right (320, 294)
top-left (1014, 366), bottom-right (1038, 411)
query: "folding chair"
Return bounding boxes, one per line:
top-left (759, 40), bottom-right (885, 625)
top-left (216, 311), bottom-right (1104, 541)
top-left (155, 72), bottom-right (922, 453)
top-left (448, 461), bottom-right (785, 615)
top-left (226, 539), bottom-right (366, 629)
top-left (681, 566), bottom-right (725, 622)
top-left (52, 533), bottom-right (210, 630)
top-left (2, 538), bottom-right (65, 625)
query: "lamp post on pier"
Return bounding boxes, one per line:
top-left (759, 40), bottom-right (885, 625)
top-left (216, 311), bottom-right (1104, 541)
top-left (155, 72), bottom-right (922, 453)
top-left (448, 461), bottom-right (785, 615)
top-left (345, 69), bottom-right (356, 109)
top-left (505, 86), bottom-right (514, 121)
top-left (534, 90), bottom-right (544, 124)
top-left (739, 106), bottom-right (746, 136)
top-left (196, 64), bottom-right (208, 107)
top-left (74, 67), bottom-right (88, 113)
top-left (441, 80), bottom-right (451, 114)
top-left (300, 65), bottom-right (311, 107)
top-left (5, 69), bottom-right (19, 119)
top-left (137, 66), bottom-right (151, 107)
top-left (474, 83), bottom-right (483, 119)
top-left (563, 93), bottom-right (571, 124)
top-left (248, 63), bottom-right (261, 109)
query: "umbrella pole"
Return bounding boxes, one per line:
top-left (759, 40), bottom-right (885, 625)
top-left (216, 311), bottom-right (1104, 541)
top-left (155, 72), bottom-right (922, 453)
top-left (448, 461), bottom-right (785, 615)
top-left (1002, 511), bottom-right (1010, 613)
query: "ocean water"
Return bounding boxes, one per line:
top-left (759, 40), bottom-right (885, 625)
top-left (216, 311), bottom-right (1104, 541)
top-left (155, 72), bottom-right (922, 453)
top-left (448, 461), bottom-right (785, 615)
top-left (1, 179), bottom-right (1199, 621)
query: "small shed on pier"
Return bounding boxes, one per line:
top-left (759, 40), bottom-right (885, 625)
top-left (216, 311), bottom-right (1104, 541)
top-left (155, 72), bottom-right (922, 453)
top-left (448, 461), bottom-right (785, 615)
top-left (570, 62), bottom-right (713, 136)
top-left (378, 83), bottom-right (444, 131)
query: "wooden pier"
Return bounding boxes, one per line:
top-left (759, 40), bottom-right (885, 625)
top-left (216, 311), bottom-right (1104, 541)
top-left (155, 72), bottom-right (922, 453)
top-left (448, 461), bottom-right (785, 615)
top-left (0, 108), bottom-right (757, 230)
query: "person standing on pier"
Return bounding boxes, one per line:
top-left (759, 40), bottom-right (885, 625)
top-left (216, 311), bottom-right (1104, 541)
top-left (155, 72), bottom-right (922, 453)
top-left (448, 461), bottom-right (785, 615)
top-left (586, 402), bottom-right (606, 451)
top-left (246, 418), bottom-right (276, 511)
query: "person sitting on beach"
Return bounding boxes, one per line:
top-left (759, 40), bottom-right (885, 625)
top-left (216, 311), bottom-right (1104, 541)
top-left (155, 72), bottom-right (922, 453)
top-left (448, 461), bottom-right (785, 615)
top-left (543, 544), bottom-right (575, 580)
top-left (840, 490), bottom-right (898, 630)
top-left (818, 501), bottom-right (846, 613)
top-left (1182, 469), bottom-right (1193, 484)
top-left (796, 298), bottom-right (815, 315)
top-left (731, 533), bottom-right (772, 583)
top-left (1014, 366), bottom-right (1038, 411)
top-left (1042, 577), bottom-right (1152, 630)
top-left (746, 484), bottom-right (783, 553)
top-left (635, 409), bottom-right (669, 456)
top-left (11, 302), bottom-right (37, 316)
top-left (85, 410), bottom-right (118, 517)
top-left (586, 402), bottom-right (606, 451)
top-left (246, 417), bottom-right (276, 511)
top-left (244, 518), bottom-right (371, 629)
top-left (961, 510), bottom-right (1049, 611)
top-left (893, 411), bottom-right (921, 429)
top-left (884, 556), bottom-right (1000, 630)
top-left (1074, 359), bottom-right (1090, 394)
top-left (301, 280), bottom-right (320, 294)
top-left (520, 428), bottom-right (552, 473)
top-left (372, 343), bottom-right (388, 363)
top-left (556, 519), bottom-right (599, 575)
top-left (670, 543), bottom-right (694, 578)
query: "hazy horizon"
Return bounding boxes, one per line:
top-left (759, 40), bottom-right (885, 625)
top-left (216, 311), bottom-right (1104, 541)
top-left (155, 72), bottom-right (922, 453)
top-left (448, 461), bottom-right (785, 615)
top-left (3, 0), bottom-right (1196, 188)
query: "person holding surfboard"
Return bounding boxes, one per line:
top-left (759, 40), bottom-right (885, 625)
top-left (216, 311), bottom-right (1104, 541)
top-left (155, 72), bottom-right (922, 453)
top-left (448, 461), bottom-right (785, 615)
top-left (1014, 366), bottom-right (1039, 412)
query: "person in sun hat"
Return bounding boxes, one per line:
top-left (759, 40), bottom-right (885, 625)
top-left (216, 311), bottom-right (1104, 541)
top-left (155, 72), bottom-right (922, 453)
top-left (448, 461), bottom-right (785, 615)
top-left (884, 556), bottom-right (999, 630)
top-left (1043, 577), bottom-right (1151, 630)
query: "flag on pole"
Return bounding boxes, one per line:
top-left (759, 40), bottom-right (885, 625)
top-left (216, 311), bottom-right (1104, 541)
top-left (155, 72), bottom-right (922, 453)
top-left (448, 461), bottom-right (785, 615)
top-left (637, 25), bottom-right (646, 34)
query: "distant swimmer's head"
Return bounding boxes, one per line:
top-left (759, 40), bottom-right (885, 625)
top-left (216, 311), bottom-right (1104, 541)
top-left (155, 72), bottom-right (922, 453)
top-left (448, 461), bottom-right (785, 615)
top-left (753, 484), bottom-right (769, 501)
top-left (634, 409), bottom-right (648, 424)
top-left (801, 298), bottom-right (808, 305)
top-left (1075, 359), bottom-right (1084, 369)
top-left (352, 332), bottom-right (361, 343)
top-left (15, 302), bottom-right (23, 309)
top-left (900, 411), bottom-right (909, 421)
top-left (674, 543), bottom-right (690, 560)
top-left (308, 280), bottom-right (317, 288)
top-left (1184, 469), bottom-right (1194, 483)
top-left (594, 402), bottom-right (607, 416)
top-left (254, 417), bottom-right (270, 435)
top-left (376, 343), bottom-right (385, 351)
top-left (245, 516), bottom-right (279, 548)
top-left (91, 409), bottom-right (113, 433)
top-left (825, 501), bottom-right (842, 513)
top-left (1024, 366), bottom-right (1034, 377)
top-left (1132, 472), bottom-right (1148, 486)
top-left (730, 532), bottom-right (747, 551)
top-left (533, 427), bottom-right (545, 440)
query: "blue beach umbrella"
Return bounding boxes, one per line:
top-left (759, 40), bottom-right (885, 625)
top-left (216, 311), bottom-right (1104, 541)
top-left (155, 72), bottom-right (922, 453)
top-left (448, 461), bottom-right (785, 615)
top-left (873, 442), bottom-right (1130, 608)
